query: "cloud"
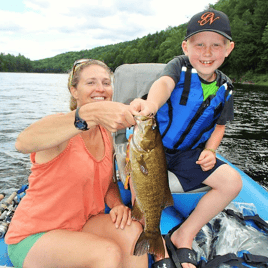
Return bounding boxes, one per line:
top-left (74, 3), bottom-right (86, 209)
top-left (114, 0), bottom-right (154, 16)
top-left (0, 0), bottom-right (216, 60)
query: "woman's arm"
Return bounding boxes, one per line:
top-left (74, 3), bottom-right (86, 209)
top-left (105, 180), bottom-right (132, 229)
top-left (15, 111), bottom-right (79, 154)
top-left (15, 101), bottom-right (135, 154)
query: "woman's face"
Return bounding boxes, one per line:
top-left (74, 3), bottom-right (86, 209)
top-left (71, 64), bottom-right (113, 107)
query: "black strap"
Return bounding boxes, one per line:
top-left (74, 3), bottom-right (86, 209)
top-left (152, 258), bottom-right (176, 268)
top-left (224, 209), bottom-right (268, 232)
top-left (198, 253), bottom-right (268, 268)
top-left (224, 209), bottom-right (246, 225)
top-left (198, 253), bottom-right (245, 268)
top-left (243, 253), bottom-right (268, 266)
top-left (159, 98), bottom-right (173, 140)
top-left (244, 214), bottom-right (268, 232)
top-left (179, 68), bottom-right (191, 106)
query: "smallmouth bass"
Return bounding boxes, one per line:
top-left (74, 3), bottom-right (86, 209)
top-left (125, 115), bottom-right (173, 258)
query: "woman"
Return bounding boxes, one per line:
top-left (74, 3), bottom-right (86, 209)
top-left (5, 59), bottom-right (148, 268)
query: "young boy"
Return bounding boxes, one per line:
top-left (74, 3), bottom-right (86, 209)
top-left (131, 9), bottom-right (242, 268)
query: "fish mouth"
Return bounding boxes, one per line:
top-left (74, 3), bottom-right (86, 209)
top-left (134, 114), bottom-right (154, 121)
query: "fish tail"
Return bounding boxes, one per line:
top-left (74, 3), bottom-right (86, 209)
top-left (134, 231), bottom-right (165, 259)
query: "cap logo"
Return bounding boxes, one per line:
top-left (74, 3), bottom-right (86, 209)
top-left (198, 12), bottom-right (220, 26)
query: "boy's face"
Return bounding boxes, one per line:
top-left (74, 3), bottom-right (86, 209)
top-left (182, 31), bottom-right (234, 81)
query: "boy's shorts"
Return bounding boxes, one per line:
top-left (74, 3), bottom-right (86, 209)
top-left (165, 147), bottom-right (226, 192)
top-left (8, 232), bottom-right (46, 268)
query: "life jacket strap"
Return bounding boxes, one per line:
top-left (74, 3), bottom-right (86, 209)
top-left (179, 68), bottom-right (191, 106)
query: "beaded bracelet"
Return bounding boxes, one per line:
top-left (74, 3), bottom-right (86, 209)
top-left (204, 148), bottom-right (216, 154)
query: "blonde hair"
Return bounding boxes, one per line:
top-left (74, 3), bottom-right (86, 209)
top-left (68, 59), bottom-right (113, 111)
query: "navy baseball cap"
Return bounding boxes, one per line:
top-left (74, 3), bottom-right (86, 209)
top-left (185, 9), bottom-right (232, 41)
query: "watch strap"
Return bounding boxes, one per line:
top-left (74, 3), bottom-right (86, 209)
top-left (74, 107), bottom-right (89, 131)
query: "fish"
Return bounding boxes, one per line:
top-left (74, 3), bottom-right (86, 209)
top-left (125, 115), bottom-right (173, 258)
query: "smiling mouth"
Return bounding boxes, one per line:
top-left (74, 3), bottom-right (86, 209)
top-left (200, 60), bottom-right (214, 65)
top-left (92, 97), bottom-right (105, 100)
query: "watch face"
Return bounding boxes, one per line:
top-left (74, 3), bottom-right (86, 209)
top-left (75, 121), bottom-right (85, 129)
top-left (75, 118), bottom-right (88, 130)
top-left (74, 107), bottom-right (88, 130)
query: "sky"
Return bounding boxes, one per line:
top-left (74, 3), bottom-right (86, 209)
top-left (0, 0), bottom-right (217, 61)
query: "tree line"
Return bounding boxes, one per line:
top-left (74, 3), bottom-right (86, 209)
top-left (1, 0), bottom-right (268, 82)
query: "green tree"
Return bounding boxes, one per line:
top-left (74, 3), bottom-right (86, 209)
top-left (158, 26), bottom-right (185, 63)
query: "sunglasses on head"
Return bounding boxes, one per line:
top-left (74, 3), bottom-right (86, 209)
top-left (71, 59), bottom-right (93, 77)
top-left (69, 59), bottom-right (95, 88)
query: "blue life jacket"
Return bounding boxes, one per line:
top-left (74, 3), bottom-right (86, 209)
top-left (156, 66), bottom-right (233, 151)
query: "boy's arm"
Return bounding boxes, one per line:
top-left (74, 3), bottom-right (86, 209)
top-left (205, 124), bottom-right (225, 151)
top-left (147, 76), bottom-right (176, 112)
top-left (130, 76), bottom-right (175, 116)
top-left (196, 124), bottom-right (225, 171)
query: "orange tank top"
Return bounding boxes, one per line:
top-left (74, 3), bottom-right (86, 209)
top-left (5, 126), bottom-right (113, 244)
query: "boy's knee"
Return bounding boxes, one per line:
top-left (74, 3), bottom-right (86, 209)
top-left (225, 167), bottom-right (242, 195)
top-left (234, 172), bottom-right (242, 194)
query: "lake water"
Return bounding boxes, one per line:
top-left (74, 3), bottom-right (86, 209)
top-left (0, 73), bottom-right (267, 196)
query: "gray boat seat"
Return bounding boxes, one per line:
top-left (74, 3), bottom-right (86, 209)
top-left (113, 63), bottom-right (211, 194)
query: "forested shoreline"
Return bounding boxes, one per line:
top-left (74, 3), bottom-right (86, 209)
top-left (1, 0), bottom-right (268, 84)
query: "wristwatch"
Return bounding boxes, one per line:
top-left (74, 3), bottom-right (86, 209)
top-left (74, 107), bottom-right (89, 131)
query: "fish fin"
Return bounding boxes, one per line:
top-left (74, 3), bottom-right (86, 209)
top-left (124, 137), bottom-right (132, 173)
top-left (124, 159), bottom-right (131, 177)
top-left (124, 156), bottom-right (131, 172)
top-left (137, 154), bottom-right (148, 175)
top-left (124, 161), bottom-right (132, 190)
top-left (124, 175), bottom-right (130, 190)
top-left (164, 188), bottom-right (174, 208)
top-left (134, 231), bottom-right (165, 259)
top-left (131, 200), bottom-right (144, 221)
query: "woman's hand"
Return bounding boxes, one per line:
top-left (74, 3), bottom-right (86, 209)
top-left (80, 101), bottom-right (136, 132)
top-left (109, 204), bottom-right (132, 229)
top-left (196, 149), bottom-right (216, 171)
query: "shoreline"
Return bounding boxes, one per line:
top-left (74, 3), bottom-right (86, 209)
top-left (233, 82), bottom-right (268, 90)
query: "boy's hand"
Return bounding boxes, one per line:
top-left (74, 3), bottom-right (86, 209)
top-left (130, 98), bottom-right (158, 116)
top-left (196, 149), bottom-right (216, 171)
